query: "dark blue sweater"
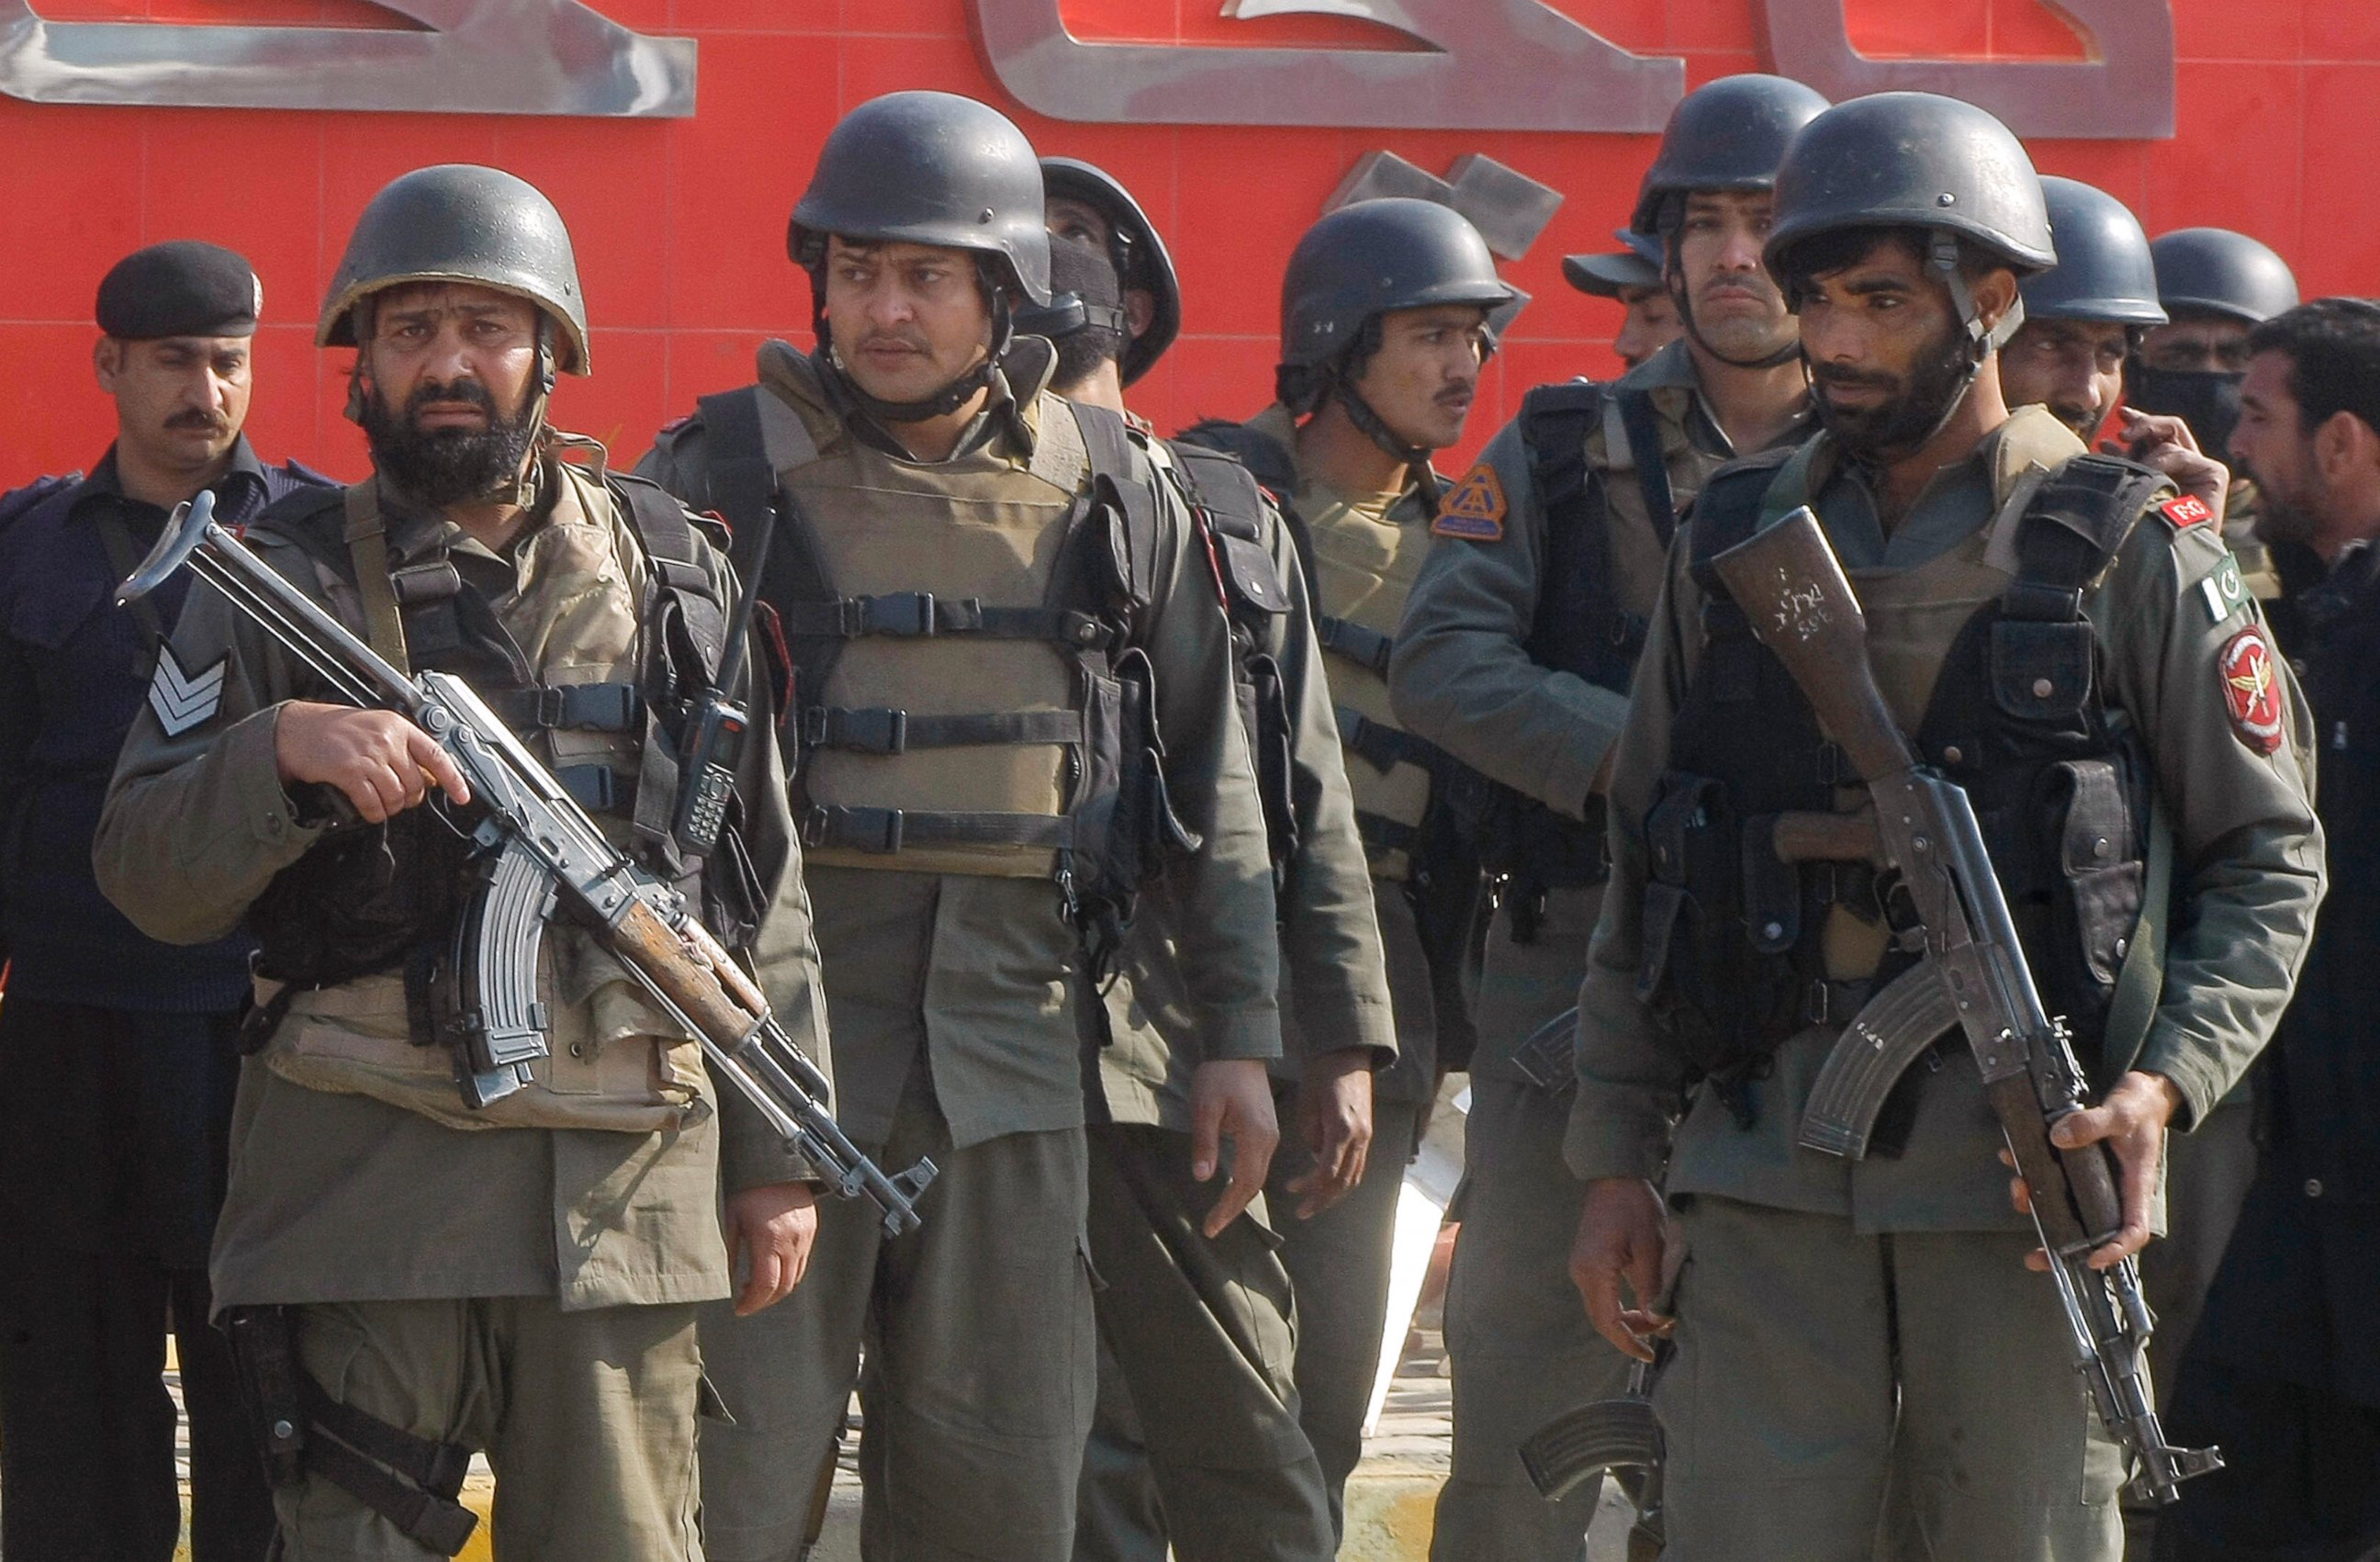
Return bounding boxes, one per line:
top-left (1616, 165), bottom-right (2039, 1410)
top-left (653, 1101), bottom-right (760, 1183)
top-left (0, 440), bottom-right (333, 1011)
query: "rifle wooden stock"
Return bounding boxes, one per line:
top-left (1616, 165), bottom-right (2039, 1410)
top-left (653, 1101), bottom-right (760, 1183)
top-left (1711, 508), bottom-right (1916, 785)
top-left (1770, 807), bottom-right (1884, 866)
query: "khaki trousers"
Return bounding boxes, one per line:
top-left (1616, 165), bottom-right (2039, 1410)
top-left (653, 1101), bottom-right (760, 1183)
top-left (271, 1295), bottom-right (702, 1561)
top-left (1073, 1122), bottom-right (1335, 1562)
top-left (700, 1068), bottom-right (1095, 1562)
top-left (1660, 1195), bottom-right (2124, 1562)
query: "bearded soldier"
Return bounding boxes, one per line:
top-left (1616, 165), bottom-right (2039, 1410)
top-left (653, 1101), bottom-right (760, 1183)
top-left (95, 166), bottom-right (825, 1560)
top-left (1387, 73), bottom-right (1824, 1559)
top-left (638, 94), bottom-right (1285, 1562)
top-left (1567, 94), bottom-right (2320, 1561)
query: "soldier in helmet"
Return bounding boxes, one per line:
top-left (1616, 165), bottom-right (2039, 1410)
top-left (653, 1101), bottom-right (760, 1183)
top-left (1561, 229), bottom-right (1683, 372)
top-left (2001, 177), bottom-right (2169, 444)
top-left (637, 95), bottom-right (1285, 1562)
top-left (1026, 163), bottom-right (1401, 1558)
top-left (1386, 72), bottom-right (1824, 1559)
top-left (2132, 228), bottom-right (2302, 462)
top-left (1567, 93), bottom-right (2319, 1559)
top-left (93, 166), bottom-right (826, 1559)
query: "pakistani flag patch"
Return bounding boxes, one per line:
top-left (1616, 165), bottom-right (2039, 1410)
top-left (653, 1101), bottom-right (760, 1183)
top-left (148, 645), bottom-right (226, 736)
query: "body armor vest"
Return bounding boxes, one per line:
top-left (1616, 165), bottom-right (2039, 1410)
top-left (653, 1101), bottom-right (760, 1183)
top-left (1638, 444), bottom-right (2164, 1099)
top-left (694, 358), bottom-right (1187, 961)
top-left (241, 461), bottom-right (746, 1131)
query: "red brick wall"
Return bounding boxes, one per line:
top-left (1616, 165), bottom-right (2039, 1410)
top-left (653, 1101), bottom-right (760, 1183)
top-left (4, 0), bottom-right (2374, 482)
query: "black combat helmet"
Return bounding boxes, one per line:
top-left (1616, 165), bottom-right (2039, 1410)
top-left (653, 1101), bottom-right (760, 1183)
top-left (1040, 157), bottom-right (1179, 386)
top-left (790, 91), bottom-right (1051, 307)
top-left (319, 163), bottom-right (590, 375)
top-left (2023, 176), bottom-right (2166, 327)
top-left (2150, 228), bottom-right (2299, 325)
top-left (1768, 92), bottom-right (2054, 354)
top-left (1629, 73), bottom-right (1831, 237)
top-left (1278, 197), bottom-right (1515, 373)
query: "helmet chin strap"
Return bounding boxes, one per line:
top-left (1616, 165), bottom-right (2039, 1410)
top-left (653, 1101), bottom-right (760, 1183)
top-left (1663, 223), bottom-right (1802, 372)
top-left (1331, 381), bottom-right (1442, 511)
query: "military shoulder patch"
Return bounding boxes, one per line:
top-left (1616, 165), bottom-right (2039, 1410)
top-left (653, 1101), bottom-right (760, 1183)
top-left (1432, 462), bottom-right (1508, 540)
top-left (2157, 493), bottom-right (2215, 531)
top-left (2218, 625), bottom-right (2285, 755)
top-left (149, 645), bottom-right (227, 737)
top-left (2195, 552), bottom-right (2251, 626)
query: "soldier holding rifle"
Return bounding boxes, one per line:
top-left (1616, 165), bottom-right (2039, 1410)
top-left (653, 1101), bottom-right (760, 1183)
top-left (95, 165), bottom-right (831, 1561)
top-left (1566, 94), bottom-right (2321, 1561)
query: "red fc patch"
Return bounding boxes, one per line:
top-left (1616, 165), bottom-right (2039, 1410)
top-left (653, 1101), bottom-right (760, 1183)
top-left (1432, 463), bottom-right (1508, 541)
top-left (2159, 493), bottom-right (2215, 531)
top-left (2219, 625), bottom-right (2286, 755)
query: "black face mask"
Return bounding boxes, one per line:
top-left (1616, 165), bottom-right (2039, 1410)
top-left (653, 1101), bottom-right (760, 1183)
top-left (361, 376), bottom-right (538, 509)
top-left (2124, 362), bottom-right (2245, 462)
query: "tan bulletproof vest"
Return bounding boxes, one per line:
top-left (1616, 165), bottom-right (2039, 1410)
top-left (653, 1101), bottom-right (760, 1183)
top-left (1297, 476), bottom-right (1436, 879)
top-left (262, 463), bottom-right (711, 1134)
top-left (758, 351), bottom-right (1100, 879)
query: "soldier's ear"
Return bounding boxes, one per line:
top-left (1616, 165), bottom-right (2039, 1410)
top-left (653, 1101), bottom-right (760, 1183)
top-left (93, 334), bottom-right (124, 392)
top-left (1971, 268), bottom-right (2021, 340)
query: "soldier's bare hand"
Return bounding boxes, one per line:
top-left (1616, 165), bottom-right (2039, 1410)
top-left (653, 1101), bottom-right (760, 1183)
top-left (1284, 1048), bottom-right (1375, 1219)
top-left (274, 701), bottom-right (470, 823)
top-left (1190, 1059), bottom-right (1279, 1239)
top-left (2107, 407), bottom-right (2230, 521)
top-left (1572, 1177), bottom-right (1673, 1363)
top-left (2002, 1070), bottom-right (2182, 1272)
top-left (725, 1182), bottom-right (818, 1315)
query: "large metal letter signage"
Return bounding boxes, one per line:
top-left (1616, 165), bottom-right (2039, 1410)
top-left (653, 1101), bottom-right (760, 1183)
top-left (1762, 0), bottom-right (2172, 139)
top-left (973, 0), bottom-right (1684, 134)
top-left (0, 0), bottom-right (694, 117)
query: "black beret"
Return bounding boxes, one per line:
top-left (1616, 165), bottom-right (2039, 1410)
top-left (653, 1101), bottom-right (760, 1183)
top-left (95, 241), bottom-right (262, 340)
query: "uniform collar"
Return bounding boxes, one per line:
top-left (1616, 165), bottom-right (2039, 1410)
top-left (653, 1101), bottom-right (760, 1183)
top-left (373, 448), bottom-right (568, 570)
top-left (1614, 339), bottom-right (1812, 465)
top-left (1249, 401), bottom-right (1434, 519)
top-left (77, 434), bottom-right (270, 517)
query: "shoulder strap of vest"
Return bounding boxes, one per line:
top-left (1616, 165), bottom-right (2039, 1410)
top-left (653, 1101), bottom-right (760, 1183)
top-left (692, 387), bottom-right (778, 553)
top-left (342, 481), bottom-right (411, 675)
top-left (1519, 378), bottom-right (1607, 539)
top-left (1166, 439), bottom-right (1293, 623)
top-left (1686, 445), bottom-right (1795, 587)
top-left (2008, 453), bottom-right (2165, 615)
top-left (1177, 420), bottom-right (1298, 503)
top-left (1070, 401), bottom-right (1162, 629)
top-left (1613, 388), bottom-right (1678, 550)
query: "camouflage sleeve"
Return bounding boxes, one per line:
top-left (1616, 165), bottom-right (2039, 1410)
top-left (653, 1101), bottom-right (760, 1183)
top-left (1143, 467), bottom-right (1285, 1064)
top-left (94, 540), bottom-right (328, 945)
top-left (693, 526), bottom-right (830, 1193)
top-left (1262, 497), bottom-right (1397, 1066)
top-left (2098, 510), bottom-right (2326, 1127)
top-left (1564, 536), bottom-right (1702, 1183)
top-left (1388, 414), bottom-right (1630, 819)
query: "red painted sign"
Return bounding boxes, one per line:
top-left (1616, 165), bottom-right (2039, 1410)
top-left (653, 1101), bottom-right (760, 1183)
top-left (1, 0), bottom-right (2372, 486)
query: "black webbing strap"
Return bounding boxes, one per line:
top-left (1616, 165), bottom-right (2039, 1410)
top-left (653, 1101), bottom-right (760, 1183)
top-left (1354, 811), bottom-right (1420, 855)
top-left (801, 705), bottom-right (1083, 755)
top-left (1336, 705), bottom-right (1450, 776)
top-left (484, 682), bottom-right (644, 733)
top-left (295, 1375), bottom-right (477, 1556)
top-left (803, 804), bottom-right (1075, 854)
top-left (774, 591), bottom-right (1112, 647)
top-left (1315, 614), bottom-right (1394, 674)
top-left (556, 763), bottom-right (632, 812)
top-left (1614, 388), bottom-right (1678, 550)
top-left (92, 512), bottom-right (167, 673)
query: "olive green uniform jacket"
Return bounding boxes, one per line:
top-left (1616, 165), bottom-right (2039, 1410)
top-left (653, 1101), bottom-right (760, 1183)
top-left (1094, 422), bottom-right (1395, 1133)
top-left (1568, 407), bottom-right (2325, 1230)
top-left (95, 453), bottom-right (823, 1313)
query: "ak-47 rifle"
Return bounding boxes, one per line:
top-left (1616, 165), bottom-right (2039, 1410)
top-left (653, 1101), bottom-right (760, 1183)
top-left (120, 491), bottom-right (934, 1237)
top-left (1708, 506), bottom-right (2216, 1504)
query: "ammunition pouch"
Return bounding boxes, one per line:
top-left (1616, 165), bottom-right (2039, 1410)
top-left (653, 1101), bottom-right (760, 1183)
top-left (225, 1307), bottom-right (479, 1556)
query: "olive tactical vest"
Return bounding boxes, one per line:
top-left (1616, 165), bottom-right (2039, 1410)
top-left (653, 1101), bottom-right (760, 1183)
top-left (241, 460), bottom-right (743, 1132)
top-left (1639, 439), bottom-right (2164, 1118)
top-left (694, 350), bottom-right (1185, 956)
